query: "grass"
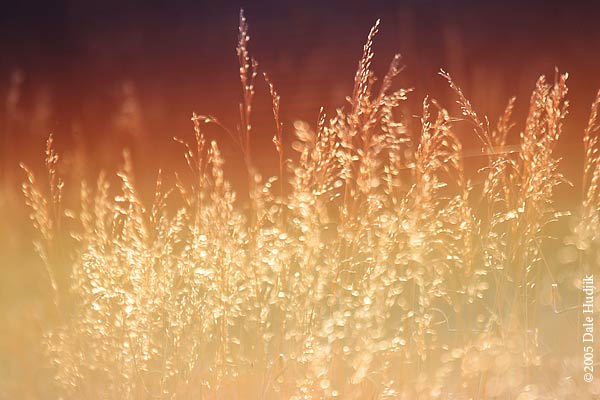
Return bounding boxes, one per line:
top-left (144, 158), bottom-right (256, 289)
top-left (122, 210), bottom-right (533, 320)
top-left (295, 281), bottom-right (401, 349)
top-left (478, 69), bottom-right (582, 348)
top-left (16, 10), bottom-right (600, 399)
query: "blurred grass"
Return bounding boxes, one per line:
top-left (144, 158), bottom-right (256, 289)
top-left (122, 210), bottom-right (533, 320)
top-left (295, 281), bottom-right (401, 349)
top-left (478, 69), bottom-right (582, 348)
top-left (1, 8), bottom-right (600, 399)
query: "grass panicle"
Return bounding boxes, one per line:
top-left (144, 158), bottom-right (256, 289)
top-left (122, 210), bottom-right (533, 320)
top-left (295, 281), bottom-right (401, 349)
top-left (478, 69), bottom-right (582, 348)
top-left (19, 13), bottom-right (600, 400)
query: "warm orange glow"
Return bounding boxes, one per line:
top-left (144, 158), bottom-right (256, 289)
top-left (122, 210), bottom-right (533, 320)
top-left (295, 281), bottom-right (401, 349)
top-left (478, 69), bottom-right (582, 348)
top-left (2, 5), bottom-right (600, 399)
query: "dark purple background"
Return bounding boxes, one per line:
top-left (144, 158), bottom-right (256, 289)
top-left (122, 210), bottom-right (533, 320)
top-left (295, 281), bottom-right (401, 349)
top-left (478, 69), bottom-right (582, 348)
top-left (1, 0), bottom-right (599, 185)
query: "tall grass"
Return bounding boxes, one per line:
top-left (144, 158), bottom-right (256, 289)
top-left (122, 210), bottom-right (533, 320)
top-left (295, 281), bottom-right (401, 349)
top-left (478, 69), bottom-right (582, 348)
top-left (21, 11), bottom-right (600, 399)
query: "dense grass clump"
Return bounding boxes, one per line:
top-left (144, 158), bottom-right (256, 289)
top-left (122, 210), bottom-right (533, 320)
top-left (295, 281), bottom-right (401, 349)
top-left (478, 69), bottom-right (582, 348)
top-left (21, 11), bottom-right (600, 399)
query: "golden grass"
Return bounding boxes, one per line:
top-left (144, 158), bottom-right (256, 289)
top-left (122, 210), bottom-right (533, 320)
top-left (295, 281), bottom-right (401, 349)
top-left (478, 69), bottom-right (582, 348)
top-left (18, 10), bottom-right (600, 399)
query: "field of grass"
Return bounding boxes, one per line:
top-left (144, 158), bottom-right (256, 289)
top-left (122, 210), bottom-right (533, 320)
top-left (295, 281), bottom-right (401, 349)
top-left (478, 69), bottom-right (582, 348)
top-left (2, 11), bottom-right (600, 399)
